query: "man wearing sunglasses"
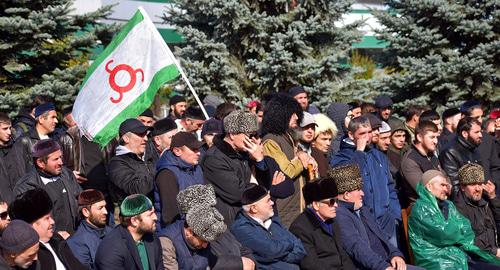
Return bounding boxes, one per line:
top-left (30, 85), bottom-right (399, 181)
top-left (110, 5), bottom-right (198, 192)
top-left (108, 119), bottom-right (154, 222)
top-left (0, 201), bottom-right (10, 236)
top-left (290, 178), bottom-right (355, 269)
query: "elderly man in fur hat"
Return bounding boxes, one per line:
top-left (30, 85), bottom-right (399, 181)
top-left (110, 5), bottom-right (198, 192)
top-left (95, 194), bottom-right (163, 270)
top-left (201, 110), bottom-right (270, 225)
top-left (289, 178), bottom-right (355, 270)
top-left (9, 188), bottom-right (86, 270)
top-left (231, 184), bottom-right (306, 270)
top-left (409, 170), bottom-right (500, 269)
top-left (67, 189), bottom-right (112, 269)
top-left (159, 184), bottom-right (255, 269)
top-left (14, 139), bottom-right (82, 234)
top-left (332, 164), bottom-right (422, 270)
top-left (453, 163), bottom-right (500, 258)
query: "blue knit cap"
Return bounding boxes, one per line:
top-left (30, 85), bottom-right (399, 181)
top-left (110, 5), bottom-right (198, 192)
top-left (34, 103), bottom-right (55, 118)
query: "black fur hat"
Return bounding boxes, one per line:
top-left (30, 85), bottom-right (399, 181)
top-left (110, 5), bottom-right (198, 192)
top-left (261, 93), bottom-right (303, 136)
top-left (9, 188), bottom-right (53, 224)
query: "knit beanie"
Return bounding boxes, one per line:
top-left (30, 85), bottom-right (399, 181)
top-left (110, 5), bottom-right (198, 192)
top-left (0, 220), bottom-right (39, 254)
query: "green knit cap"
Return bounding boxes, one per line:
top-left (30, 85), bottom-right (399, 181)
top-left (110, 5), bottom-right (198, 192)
top-left (120, 194), bottom-right (153, 217)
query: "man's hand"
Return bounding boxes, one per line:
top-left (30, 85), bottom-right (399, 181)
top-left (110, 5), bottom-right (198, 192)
top-left (242, 257), bottom-right (255, 270)
top-left (57, 231), bottom-right (70, 240)
top-left (354, 134), bottom-right (369, 151)
top-left (390, 256), bottom-right (406, 270)
top-left (483, 180), bottom-right (496, 199)
top-left (243, 136), bottom-right (264, 162)
top-left (73, 171), bottom-right (88, 184)
top-left (272, 171), bottom-right (286, 186)
top-left (496, 248), bottom-right (500, 258)
top-left (296, 151), bottom-right (309, 168)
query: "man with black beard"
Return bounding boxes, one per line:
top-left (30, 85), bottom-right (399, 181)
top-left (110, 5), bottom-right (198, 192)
top-left (440, 117), bottom-right (483, 198)
top-left (67, 190), bottom-right (112, 269)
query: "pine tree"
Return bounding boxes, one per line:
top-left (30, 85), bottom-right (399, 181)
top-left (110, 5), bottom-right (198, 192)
top-left (373, 0), bottom-right (499, 110)
top-left (0, 0), bottom-right (117, 113)
top-left (164, 0), bottom-right (363, 108)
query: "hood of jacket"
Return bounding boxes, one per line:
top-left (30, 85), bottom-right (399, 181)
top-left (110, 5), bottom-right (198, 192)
top-left (156, 150), bottom-right (197, 172)
top-left (327, 102), bottom-right (349, 137)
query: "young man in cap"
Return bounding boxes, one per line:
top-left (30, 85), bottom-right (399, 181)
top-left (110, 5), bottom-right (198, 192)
top-left (400, 121), bottom-right (442, 207)
top-left (9, 188), bottom-right (86, 270)
top-left (375, 121), bottom-right (392, 152)
top-left (16, 103), bottom-right (59, 168)
top-left (440, 108), bottom-right (461, 148)
top-left (409, 170), bottom-right (500, 269)
top-left (138, 109), bottom-right (156, 127)
top-left (231, 184), bottom-right (306, 270)
top-left (14, 139), bottom-right (82, 234)
top-left (0, 201), bottom-right (10, 236)
top-left (108, 119), bottom-right (155, 219)
top-left (175, 106), bottom-right (206, 139)
top-left (289, 178), bottom-right (355, 270)
top-left (202, 110), bottom-right (270, 225)
top-left (0, 113), bottom-right (28, 203)
top-left (374, 95), bottom-right (399, 126)
top-left (288, 85), bottom-right (320, 114)
top-left (386, 120), bottom-right (411, 179)
top-left (453, 163), bottom-right (500, 257)
top-left (297, 112), bottom-right (318, 155)
top-left (332, 164), bottom-right (420, 270)
top-left (167, 95), bottom-right (187, 120)
top-left (154, 132), bottom-right (205, 227)
top-left (330, 116), bottom-right (401, 245)
top-left (0, 220), bottom-right (40, 269)
top-left (67, 189), bottom-right (112, 269)
top-left (95, 194), bottom-right (163, 270)
top-left (145, 117), bottom-right (178, 165)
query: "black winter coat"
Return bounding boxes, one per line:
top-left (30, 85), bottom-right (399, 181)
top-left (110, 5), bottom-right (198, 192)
top-left (440, 136), bottom-right (481, 198)
top-left (200, 136), bottom-right (269, 226)
top-left (30, 233), bottom-right (87, 270)
top-left (0, 140), bottom-right (29, 203)
top-left (289, 209), bottom-right (355, 270)
top-left (95, 226), bottom-right (164, 270)
top-left (454, 191), bottom-right (500, 255)
top-left (477, 132), bottom-right (500, 186)
top-left (108, 146), bottom-right (155, 205)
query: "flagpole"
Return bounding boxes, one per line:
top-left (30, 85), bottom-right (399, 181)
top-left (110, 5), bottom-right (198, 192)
top-left (170, 59), bottom-right (209, 120)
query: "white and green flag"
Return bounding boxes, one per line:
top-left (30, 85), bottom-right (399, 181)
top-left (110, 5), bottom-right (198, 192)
top-left (73, 7), bottom-right (180, 146)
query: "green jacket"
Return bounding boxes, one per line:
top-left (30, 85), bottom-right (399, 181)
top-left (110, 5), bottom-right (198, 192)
top-left (408, 182), bottom-right (500, 270)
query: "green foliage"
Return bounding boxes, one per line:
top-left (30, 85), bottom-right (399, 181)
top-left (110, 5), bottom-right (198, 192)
top-left (0, 0), bottom-right (118, 114)
top-left (351, 50), bottom-right (376, 80)
top-left (164, 0), bottom-right (363, 109)
top-left (373, 0), bottom-right (500, 110)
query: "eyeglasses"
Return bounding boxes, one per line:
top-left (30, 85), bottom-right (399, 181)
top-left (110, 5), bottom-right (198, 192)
top-left (0, 211), bottom-right (8, 220)
top-left (246, 133), bottom-right (260, 140)
top-left (319, 198), bottom-right (338, 207)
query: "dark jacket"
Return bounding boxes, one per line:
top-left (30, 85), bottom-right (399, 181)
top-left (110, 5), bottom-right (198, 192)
top-left (454, 191), bottom-right (500, 256)
top-left (78, 136), bottom-right (116, 192)
top-left (201, 136), bottom-right (269, 226)
top-left (289, 208), bottom-right (355, 270)
top-left (311, 147), bottom-right (329, 177)
top-left (335, 201), bottom-right (403, 270)
top-left (108, 146), bottom-right (155, 205)
top-left (58, 126), bottom-right (80, 172)
top-left (95, 225), bottom-right (164, 270)
top-left (154, 150), bottom-right (204, 227)
top-left (440, 136), bottom-right (481, 197)
top-left (400, 145), bottom-right (442, 207)
top-left (330, 138), bottom-right (401, 237)
top-left (32, 233), bottom-right (87, 270)
top-left (67, 221), bottom-right (113, 270)
top-left (14, 167), bottom-right (82, 233)
top-left (12, 111), bottom-right (35, 140)
top-left (14, 127), bottom-right (45, 169)
top-left (478, 132), bottom-right (500, 186)
top-left (0, 140), bottom-right (29, 203)
top-left (230, 211), bottom-right (306, 270)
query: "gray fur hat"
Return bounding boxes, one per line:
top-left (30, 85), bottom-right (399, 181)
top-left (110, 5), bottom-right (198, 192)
top-left (186, 205), bottom-right (226, 242)
top-left (177, 184), bottom-right (217, 214)
top-left (223, 110), bottom-right (258, 134)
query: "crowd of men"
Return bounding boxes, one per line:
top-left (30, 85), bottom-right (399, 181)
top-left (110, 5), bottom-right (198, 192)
top-left (0, 87), bottom-right (499, 270)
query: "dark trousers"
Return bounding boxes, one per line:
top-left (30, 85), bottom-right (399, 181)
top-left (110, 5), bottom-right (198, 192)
top-left (469, 258), bottom-right (500, 270)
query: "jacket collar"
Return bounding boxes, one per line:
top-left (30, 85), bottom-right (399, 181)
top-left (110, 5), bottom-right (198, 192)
top-left (304, 208), bottom-right (333, 235)
top-left (457, 190), bottom-right (488, 208)
top-left (81, 220), bottom-right (111, 238)
top-left (157, 150), bottom-right (197, 172)
top-left (213, 135), bottom-right (244, 159)
top-left (457, 136), bottom-right (477, 150)
top-left (337, 200), bottom-right (356, 213)
top-left (118, 225), bottom-right (156, 270)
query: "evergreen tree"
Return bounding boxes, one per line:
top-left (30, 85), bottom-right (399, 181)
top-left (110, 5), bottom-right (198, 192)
top-left (0, 0), bottom-right (117, 113)
top-left (164, 0), bottom-right (363, 108)
top-left (373, 0), bottom-right (499, 110)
